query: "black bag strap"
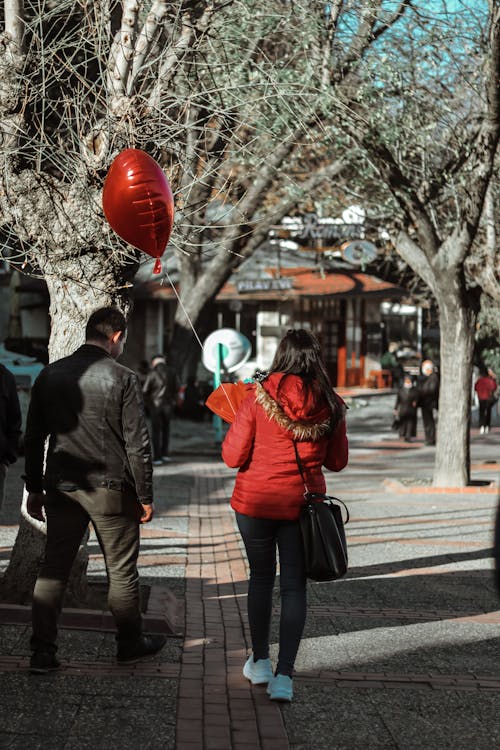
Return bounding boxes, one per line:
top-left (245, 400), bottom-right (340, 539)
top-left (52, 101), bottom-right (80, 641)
top-left (292, 440), bottom-right (310, 494)
top-left (293, 440), bottom-right (349, 523)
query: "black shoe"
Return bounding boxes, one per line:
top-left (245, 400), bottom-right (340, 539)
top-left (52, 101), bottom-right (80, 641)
top-left (116, 634), bottom-right (166, 664)
top-left (30, 651), bottom-right (61, 675)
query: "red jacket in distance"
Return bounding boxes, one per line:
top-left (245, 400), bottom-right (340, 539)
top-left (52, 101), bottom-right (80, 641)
top-left (221, 373), bottom-right (348, 520)
top-left (474, 375), bottom-right (497, 402)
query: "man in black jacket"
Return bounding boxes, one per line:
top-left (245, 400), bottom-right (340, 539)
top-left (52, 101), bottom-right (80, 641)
top-left (0, 363), bottom-right (22, 511)
top-left (417, 359), bottom-right (440, 445)
top-left (24, 307), bottom-right (165, 673)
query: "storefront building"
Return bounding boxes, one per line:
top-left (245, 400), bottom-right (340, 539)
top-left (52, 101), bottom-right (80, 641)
top-left (132, 261), bottom-right (406, 387)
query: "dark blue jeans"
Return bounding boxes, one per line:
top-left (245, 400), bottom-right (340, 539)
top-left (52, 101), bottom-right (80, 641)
top-left (235, 512), bottom-right (307, 677)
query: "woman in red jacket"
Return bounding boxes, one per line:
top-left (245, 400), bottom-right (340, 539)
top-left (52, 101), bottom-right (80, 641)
top-left (222, 329), bottom-right (348, 702)
top-left (474, 366), bottom-right (498, 434)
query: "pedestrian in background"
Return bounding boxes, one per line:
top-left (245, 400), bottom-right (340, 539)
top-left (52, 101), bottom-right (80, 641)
top-left (417, 359), bottom-right (439, 445)
top-left (222, 329), bottom-right (348, 702)
top-left (136, 359), bottom-right (150, 388)
top-left (24, 307), bottom-right (165, 674)
top-left (394, 374), bottom-right (418, 442)
top-left (474, 366), bottom-right (497, 434)
top-left (183, 375), bottom-right (206, 421)
top-left (381, 342), bottom-right (404, 388)
top-left (143, 353), bottom-right (178, 464)
top-left (0, 362), bottom-right (22, 511)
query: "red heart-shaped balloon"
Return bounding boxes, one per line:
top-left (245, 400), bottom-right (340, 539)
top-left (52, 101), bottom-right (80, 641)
top-left (103, 149), bottom-right (174, 273)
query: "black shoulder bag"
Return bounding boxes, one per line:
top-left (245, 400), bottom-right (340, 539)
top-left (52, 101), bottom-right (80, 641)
top-left (293, 441), bottom-right (349, 582)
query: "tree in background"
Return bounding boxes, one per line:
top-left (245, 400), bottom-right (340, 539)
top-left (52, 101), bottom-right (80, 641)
top-left (331, 0), bottom-right (499, 485)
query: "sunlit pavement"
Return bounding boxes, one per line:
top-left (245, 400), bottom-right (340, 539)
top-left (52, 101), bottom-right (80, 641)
top-left (0, 396), bottom-right (499, 749)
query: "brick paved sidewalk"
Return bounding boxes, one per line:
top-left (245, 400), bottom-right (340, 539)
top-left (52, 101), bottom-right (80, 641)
top-left (1, 414), bottom-right (500, 749)
top-left (177, 464), bottom-right (288, 750)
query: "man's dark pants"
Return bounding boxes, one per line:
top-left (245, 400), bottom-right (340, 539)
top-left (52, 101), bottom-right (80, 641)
top-left (31, 487), bottom-right (143, 653)
top-left (150, 404), bottom-right (171, 459)
top-left (421, 405), bottom-right (436, 445)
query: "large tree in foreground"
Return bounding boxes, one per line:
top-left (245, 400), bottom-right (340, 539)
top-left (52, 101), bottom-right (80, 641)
top-left (1, 0), bottom-right (241, 600)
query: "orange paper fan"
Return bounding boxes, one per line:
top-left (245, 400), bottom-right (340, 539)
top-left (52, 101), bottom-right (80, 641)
top-left (205, 381), bottom-right (254, 423)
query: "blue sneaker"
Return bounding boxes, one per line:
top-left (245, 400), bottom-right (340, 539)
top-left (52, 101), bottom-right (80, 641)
top-left (243, 655), bottom-right (273, 685)
top-left (267, 674), bottom-right (293, 702)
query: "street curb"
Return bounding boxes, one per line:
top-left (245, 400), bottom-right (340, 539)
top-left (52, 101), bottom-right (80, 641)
top-left (383, 478), bottom-right (499, 494)
top-left (0, 583), bottom-right (179, 635)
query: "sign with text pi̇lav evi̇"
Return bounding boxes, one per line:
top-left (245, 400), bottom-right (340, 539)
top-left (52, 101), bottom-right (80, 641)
top-left (237, 278), bottom-right (293, 293)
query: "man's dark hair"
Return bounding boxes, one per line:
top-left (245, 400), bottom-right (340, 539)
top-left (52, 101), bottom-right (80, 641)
top-left (85, 307), bottom-right (127, 343)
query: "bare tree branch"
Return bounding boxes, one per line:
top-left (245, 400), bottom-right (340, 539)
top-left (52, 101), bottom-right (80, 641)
top-left (443, 3), bottom-right (500, 267)
top-left (4, 0), bottom-right (25, 53)
top-left (107, 0), bottom-right (140, 106)
top-left (344, 114), bottom-right (441, 258)
top-left (190, 157), bottom-right (350, 301)
top-left (148, 3), bottom-right (217, 111)
top-left (128, 0), bottom-right (169, 95)
top-left (467, 183), bottom-right (500, 302)
top-left (337, 0), bottom-right (413, 80)
top-left (372, 1), bottom-right (412, 43)
top-left (393, 230), bottom-right (438, 295)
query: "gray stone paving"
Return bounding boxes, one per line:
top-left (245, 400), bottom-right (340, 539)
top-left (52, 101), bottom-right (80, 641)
top-left (1, 393), bottom-right (500, 749)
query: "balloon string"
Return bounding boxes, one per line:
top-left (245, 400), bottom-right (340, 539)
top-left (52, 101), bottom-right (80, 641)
top-left (164, 270), bottom-right (238, 416)
top-left (164, 270), bottom-right (204, 349)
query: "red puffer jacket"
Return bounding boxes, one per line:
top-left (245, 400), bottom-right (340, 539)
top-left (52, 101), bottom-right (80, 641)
top-left (222, 373), bottom-right (348, 520)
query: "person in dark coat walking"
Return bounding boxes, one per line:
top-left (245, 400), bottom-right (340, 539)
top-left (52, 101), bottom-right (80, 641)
top-left (417, 359), bottom-right (439, 445)
top-left (394, 374), bottom-right (418, 441)
top-left (183, 375), bottom-right (206, 421)
top-left (24, 307), bottom-right (165, 674)
top-left (143, 354), bottom-right (178, 464)
top-left (222, 329), bottom-right (348, 702)
top-left (0, 363), bottom-right (22, 510)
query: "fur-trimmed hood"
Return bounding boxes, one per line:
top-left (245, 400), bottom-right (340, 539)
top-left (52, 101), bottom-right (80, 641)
top-left (255, 373), bottom-right (335, 441)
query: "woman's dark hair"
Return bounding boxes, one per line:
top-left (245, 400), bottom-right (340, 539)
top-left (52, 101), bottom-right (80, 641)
top-left (269, 328), bottom-right (342, 427)
top-left (85, 307), bottom-right (127, 343)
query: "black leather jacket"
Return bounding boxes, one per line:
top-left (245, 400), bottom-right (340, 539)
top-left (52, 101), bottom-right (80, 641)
top-left (417, 373), bottom-right (440, 409)
top-left (24, 344), bottom-right (153, 502)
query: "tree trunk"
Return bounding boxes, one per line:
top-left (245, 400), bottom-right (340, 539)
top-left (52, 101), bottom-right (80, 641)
top-left (1, 255), bottom-right (132, 603)
top-left (0, 518), bottom-right (45, 603)
top-left (433, 290), bottom-right (477, 487)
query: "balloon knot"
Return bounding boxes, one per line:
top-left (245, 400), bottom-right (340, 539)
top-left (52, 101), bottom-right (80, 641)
top-left (153, 257), bottom-right (162, 274)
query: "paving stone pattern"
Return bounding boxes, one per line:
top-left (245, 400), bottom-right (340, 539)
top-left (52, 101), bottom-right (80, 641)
top-left (0, 399), bottom-right (500, 749)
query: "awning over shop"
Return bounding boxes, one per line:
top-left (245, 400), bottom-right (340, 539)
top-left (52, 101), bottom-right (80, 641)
top-left (135, 266), bottom-right (404, 301)
top-left (218, 266), bottom-right (404, 301)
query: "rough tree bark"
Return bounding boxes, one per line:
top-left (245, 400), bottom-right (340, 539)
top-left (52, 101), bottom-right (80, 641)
top-left (1, 256), bottom-right (134, 603)
top-left (433, 286), bottom-right (478, 487)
